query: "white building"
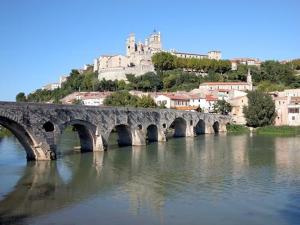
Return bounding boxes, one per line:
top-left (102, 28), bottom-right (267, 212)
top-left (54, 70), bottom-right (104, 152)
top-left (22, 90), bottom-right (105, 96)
top-left (199, 69), bottom-right (253, 92)
top-left (170, 50), bottom-right (221, 60)
top-left (154, 92), bottom-right (217, 112)
top-left (61, 92), bottom-right (112, 105)
top-left (155, 93), bottom-right (190, 109)
top-left (42, 83), bottom-right (60, 91)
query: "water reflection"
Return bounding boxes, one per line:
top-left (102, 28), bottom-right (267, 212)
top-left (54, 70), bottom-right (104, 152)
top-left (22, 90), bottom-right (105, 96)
top-left (0, 134), bottom-right (300, 225)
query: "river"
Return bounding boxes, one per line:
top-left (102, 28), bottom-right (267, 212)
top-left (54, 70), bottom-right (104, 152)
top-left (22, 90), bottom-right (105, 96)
top-left (0, 132), bottom-right (300, 225)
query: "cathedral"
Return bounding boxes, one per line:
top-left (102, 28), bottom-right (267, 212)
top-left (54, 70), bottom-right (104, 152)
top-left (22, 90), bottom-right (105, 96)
top-left (94, 31), bottom-right (162, 81)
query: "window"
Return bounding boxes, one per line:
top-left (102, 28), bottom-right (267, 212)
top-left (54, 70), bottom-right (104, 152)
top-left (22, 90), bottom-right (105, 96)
top-left (288, 108), bottom-right (299, 114)
top-left (292, 116), bottom-right (295, 120)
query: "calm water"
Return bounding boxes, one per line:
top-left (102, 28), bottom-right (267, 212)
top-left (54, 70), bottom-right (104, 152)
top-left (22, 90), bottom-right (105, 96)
top-left (0, 132), bottom-right (300, 225)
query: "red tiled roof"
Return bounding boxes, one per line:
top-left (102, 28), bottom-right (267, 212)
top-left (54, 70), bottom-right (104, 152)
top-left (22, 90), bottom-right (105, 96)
top-left (206, 95), bottom-right (218, 101)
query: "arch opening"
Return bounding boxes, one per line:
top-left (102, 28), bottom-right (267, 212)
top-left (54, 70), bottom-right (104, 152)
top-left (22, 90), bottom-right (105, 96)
top-left (107, 124), bottom-right (132, 149)
top-left (43, 121), bottom-right (54, 132)
top-left (57, 121), bottom-right (95, 156)
top-left (146, 124), bottom-right (158, 143)
top-left (0, 116), bottom-right (36, 160)
top-left (213, 121), bottom-right (220, 134)
top-left (195, 120), bottom-right (205, 135)
top-left (168, 117), bottom-right (187, 138)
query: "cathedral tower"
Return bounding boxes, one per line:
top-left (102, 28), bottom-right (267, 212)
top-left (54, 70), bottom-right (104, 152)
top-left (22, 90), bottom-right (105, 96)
top-left (148, 31), bottom-right (162, 52)
top-left (126, 33), bottom-right (136, 56)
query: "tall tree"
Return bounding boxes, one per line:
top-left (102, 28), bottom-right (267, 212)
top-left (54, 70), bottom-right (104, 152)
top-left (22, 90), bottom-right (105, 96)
top-left (243, 91), bottom-right (276, 127)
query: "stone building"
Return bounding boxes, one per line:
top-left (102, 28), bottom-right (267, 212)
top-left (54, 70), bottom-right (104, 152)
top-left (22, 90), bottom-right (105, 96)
top-left (230, 58), bottom-right (261, 70)
top-left (94, 31), bottom-right (162, 81)
top-left (271, 89), bottom-right (300, 126)
top-left (199, 69), bottom-right (253, 92)
top-left (170, 49), bottom-right (221, 60)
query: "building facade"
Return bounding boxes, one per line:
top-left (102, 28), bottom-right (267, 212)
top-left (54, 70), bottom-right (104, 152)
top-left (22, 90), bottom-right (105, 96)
top-left (272, 89), bottom-right (300, 126)
top-left (230, 58), bottom-right (261, 70)
top-left (94, 31), bottom-right (162, 81)
top-left (199, 69), bottom-right (253, 92)
top-left (170, 50), bottom-right (221, 60)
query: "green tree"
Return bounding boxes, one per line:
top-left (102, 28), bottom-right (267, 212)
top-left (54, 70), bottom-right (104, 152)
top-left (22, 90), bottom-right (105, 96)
top-left (253, 60), bottom-right (295, 85)
top-left (243, 90), bottom-right (276, 127)
top-left (213, 99), bottom-right (232, 115)
top-left (152, 52), bottom-right (176, 71)
top-left (16, 92), bottom-right (27, 102)
top-left (257, 80), bottom-right (286, 92)
top-left (136, 95), bottom-right (157, 108)
top-left (103, 91), bottom-right (139, 107)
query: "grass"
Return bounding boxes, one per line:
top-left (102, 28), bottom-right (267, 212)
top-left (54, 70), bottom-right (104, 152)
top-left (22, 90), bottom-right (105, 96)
top-left (226, 124), bottom-right (250, 133)
top-left (256, 125), bottom-right (300, 136)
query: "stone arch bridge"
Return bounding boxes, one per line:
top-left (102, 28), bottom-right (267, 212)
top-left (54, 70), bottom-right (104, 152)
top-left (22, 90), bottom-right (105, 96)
top-left (0, 102), bottom-right (231, 160)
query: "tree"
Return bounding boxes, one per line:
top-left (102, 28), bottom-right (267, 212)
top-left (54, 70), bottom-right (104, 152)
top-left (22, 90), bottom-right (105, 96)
top-left (103, 91), bottom-right (139, 107)
top-left (16, 92), bottom-right (27, 102)
top-left (257, 80), bottom-right (286, 92)
top-left (243, 90), bottom-right (276, 127)
top-left (213, 99), bottom-right (232, 115)
top-left (152, 52), bottom-right (176, 71)
top-left (253, 60), bottom-right (295, 85)
top-left (136, 95), bottom-right (157, 108)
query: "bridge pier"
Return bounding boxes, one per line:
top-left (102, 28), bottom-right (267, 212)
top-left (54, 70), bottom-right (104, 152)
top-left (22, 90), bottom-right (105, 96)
top-left (94, 134), bottom-right (106, 151)
top-left (158, 129), bottom-right (167, 142)
top-left (132, 128), bottom-right (146, 146)
top-left (186, 124), bottom-right (195, 137)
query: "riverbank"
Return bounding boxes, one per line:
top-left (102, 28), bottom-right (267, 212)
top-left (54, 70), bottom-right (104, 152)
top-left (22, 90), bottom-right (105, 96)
top-left (226, 124), bottom-right (250, 134)
top-left (256, 125), bottom-right (300, 136)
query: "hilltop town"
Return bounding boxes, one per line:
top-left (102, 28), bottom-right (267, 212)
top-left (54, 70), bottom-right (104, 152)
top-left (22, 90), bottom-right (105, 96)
top-left (16, 31), bottom-right (300, 127)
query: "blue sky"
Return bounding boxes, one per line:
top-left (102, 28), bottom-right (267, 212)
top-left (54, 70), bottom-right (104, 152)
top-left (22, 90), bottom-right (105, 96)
top-left (0, 0), bottom-right (299, 101)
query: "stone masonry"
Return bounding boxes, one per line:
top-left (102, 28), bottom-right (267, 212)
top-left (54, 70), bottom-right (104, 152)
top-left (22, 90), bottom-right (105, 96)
top-left (0, 102), bottom-right (231, 161)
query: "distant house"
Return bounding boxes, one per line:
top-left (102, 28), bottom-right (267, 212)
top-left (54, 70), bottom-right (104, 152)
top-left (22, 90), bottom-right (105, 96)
top-left (271, 89), bottom-right (300, 126)
top-left (170, 49), bottom-right (222, 60)
top-left (230, 58), bottom-right (261, 70)
top-left (61, 92), bottom-right (112, 106)
top-left (42, 83), bottom-right (60, 91)
top-left (228, 95), bottom-right (248, 125)
top-left (155, 93), bottom-right (192, 110)
top-left (199, 69), bottom-right (253, 92)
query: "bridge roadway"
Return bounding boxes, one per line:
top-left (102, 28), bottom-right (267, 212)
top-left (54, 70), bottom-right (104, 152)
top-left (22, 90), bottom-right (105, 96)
top-left (0, 101), bottom-right (231, 160)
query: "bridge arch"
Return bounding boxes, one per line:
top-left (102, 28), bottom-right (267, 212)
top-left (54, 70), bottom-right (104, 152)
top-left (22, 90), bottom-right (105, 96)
top-left (195, 119), bottom-right (205, 135)
top-left (106, 124), bottom-right (133, 148)
top-left (168, 117), bottom-right (187, 137)
top-left (0, 116), bottom-right (37, 160)
top-left (57, 120), bottom-right (97, 153)
top-left (146, 124), bottom-right (158, 142)
top-left (213, 121), bottom-right (220, 133)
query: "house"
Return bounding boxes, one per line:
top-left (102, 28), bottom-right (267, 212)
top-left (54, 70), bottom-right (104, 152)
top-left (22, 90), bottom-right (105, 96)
top-left (199, 69), bottom-right (253, 93)
top-left (155, 93), bottom-right (194, 110)
top-left (228, 95), bottom-right (248, 125)
top-left (271, 89), bottom-right (300, 126)
top-left (230, 58), bottom-right (261, 70)
top-left (61, 92), bottom-right (112, 106)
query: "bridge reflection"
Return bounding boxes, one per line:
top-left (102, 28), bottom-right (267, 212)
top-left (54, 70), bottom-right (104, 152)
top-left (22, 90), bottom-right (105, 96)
top-left (1, 135), bottom-right (300, 224)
